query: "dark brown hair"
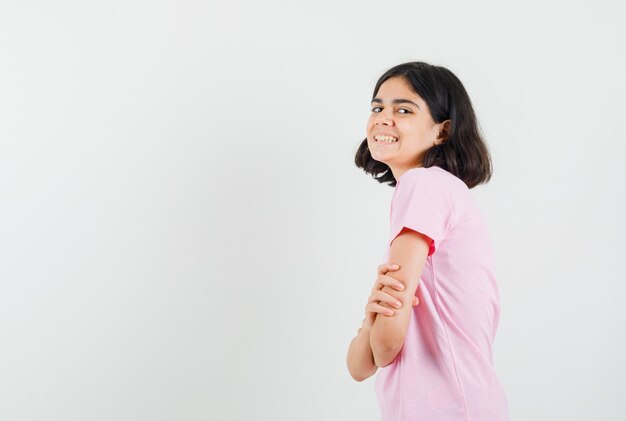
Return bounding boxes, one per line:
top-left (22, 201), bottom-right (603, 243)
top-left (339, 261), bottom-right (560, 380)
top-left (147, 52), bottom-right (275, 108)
top-left (354, 61), bottom-right (492, 189)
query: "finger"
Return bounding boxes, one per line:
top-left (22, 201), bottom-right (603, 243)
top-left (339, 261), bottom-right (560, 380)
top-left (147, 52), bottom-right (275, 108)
top-left (381, 274), bottom-right (405, 291)
top-left (371, 273), bottom-right (404, 293)
top-left (372, 281), bottom-right (404, 297)
top-left (413, 296), bottom-right (420, 306)
top-left (370, 291), bottom-right (401, 310)
top-left (377, 263), bottom-right (401, 275)
top-left (373, 290), bottom-right (403, 309)
top-left (366, 301), bottom-right (395, 316)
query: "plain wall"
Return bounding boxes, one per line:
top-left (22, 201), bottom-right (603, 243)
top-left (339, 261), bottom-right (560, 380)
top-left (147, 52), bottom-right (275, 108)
top-left (1, 0), bottom-right (624, 420)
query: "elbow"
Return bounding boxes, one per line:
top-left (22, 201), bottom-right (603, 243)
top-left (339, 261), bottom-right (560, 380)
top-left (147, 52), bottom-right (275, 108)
top-left (371, 338), bottom-right (404, 368)
top-left (373, 347), bottom-right (400, 368)
top-left (373, 356), bottom-right (390, 369)
top-left (349, 371), bottom-right (368, 382)
top-left (369, 317), bottom-right (406, 367)
top-left (347, 362), bottom-right (375, 382)
top-left (346, 363), bottom-right (362, 382)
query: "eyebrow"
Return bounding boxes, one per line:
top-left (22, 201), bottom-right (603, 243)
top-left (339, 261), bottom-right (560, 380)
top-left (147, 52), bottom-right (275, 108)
top-left (371, 98), bottom-right (420, 109)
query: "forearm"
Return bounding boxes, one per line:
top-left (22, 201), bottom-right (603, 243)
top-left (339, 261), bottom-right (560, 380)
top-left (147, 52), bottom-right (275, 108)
top-left (370, 287), bottom-right (408, 367)
top-left (346, 326), bottom-right (377, 382)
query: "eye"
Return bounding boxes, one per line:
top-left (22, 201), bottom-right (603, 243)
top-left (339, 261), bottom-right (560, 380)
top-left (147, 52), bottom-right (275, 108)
top-left (370, 106), bottom-right (412, 114)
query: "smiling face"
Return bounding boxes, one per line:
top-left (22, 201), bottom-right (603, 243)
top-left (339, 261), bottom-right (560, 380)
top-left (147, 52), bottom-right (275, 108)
top-left (366, 76), bottom-right (449, 178)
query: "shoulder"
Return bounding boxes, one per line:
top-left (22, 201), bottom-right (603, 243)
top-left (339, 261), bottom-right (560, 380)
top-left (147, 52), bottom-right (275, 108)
top-left (392, 167), bottom-right (454, 215)
top-left (393, 166), bottom-right (473, 225)
top-left (396, 166), bottom-right (467, 197)
top-left (424, 166), bottom-right (467, 191)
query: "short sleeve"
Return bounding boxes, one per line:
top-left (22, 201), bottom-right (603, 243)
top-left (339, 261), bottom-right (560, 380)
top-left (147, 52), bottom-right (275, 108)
top-left (389, 169), bottom-right (453, 257)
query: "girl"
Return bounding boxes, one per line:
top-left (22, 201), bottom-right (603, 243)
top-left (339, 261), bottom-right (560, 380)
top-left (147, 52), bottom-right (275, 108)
top-left (346, 61), bottom-right (510, 420)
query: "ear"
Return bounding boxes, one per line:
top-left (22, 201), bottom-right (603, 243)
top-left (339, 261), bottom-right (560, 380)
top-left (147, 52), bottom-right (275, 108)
top-left (434, 120), bottom-right (451, 145)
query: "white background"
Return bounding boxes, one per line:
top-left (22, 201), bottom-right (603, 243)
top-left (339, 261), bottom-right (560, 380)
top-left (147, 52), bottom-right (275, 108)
top-left (1, 1), bottom-right (624, 420)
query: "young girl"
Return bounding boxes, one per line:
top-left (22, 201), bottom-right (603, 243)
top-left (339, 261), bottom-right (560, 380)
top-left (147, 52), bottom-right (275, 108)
top-left (346, 61), bottom-right (510, 420)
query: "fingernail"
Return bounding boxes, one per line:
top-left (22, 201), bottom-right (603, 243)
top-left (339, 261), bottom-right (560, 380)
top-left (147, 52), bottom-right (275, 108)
top-left (391, 264), bottom-right (399, 269)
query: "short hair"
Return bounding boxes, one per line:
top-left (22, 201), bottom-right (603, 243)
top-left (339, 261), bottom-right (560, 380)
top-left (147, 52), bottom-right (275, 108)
top-left (354, 61), bottom-right (493, 189)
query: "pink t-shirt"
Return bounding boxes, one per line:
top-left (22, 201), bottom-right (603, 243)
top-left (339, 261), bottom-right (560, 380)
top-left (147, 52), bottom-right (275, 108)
top-left (374, 165), bottom-right (510, 421)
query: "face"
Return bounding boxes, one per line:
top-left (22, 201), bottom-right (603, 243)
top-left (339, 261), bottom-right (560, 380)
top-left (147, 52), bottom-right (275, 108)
top-left (366, 76), bottom-right (449, 175)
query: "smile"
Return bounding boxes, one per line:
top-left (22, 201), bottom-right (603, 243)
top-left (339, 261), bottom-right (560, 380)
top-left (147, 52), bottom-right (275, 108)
top-left (374, 135), bottom-right (398, 143)
top-left (374, 134), bottom-right (398, 143)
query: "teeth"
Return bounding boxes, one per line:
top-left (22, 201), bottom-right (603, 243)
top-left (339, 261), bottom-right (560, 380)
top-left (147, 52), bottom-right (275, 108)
top-left (375, 135), bottom-right (398, 143)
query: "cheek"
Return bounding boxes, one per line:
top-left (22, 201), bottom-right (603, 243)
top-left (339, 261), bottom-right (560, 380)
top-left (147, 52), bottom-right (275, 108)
top-left (399, 124), bottom-right (426, 140)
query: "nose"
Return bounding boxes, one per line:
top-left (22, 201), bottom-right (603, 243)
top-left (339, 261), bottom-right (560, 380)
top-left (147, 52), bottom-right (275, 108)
top-left (375, 108), bottom-right (394, 126)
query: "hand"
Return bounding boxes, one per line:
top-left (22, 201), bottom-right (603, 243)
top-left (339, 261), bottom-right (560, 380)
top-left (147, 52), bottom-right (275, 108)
top-left (360, 263), bottom-right (420, 333)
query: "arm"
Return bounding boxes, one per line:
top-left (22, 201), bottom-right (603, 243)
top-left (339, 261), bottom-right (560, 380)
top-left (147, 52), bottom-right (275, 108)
top-left (370, 227), bottom-right (430, 367)
top-left (346, 325), bottom-right (377, 382)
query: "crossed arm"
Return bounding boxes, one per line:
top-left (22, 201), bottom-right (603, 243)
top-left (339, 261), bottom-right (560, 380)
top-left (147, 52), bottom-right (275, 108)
top-left (369, 227), bottom-right (431, 367)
